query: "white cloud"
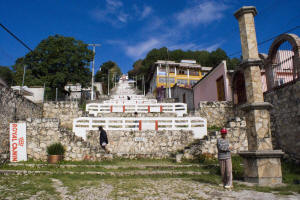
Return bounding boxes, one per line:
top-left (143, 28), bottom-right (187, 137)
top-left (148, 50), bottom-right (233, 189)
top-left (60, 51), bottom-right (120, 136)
top-left (203, 42), bottom-right (221, 52)
top-left (133, 4), bottom-right (153, 20)
top-left (106, 0), bottom-right (123, 10)
top-left (125, 38), bottom-right (160, 59)
top-left (90, 1), bottom-right (153, 25)
top-left (177, 1), bottom-right (228, 26)
top-left (141, 6), bottom-right (152, 18)
top-left (89, 0), bottom-right (127, 25)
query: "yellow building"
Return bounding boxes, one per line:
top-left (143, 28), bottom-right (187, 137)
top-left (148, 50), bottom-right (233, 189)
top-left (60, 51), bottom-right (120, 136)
top-left (149, 60), bottom-right (212, 96)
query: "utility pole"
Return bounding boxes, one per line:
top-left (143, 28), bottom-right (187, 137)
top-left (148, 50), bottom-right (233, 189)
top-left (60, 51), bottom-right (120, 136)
top-left (135, 76), bottom-right (137, 90)
top-left (21, 64), bottom-right (27, 93)
top-left (107, 72), bottom-right (110, 96)
top-left (166, 48), bottom-right (171, 98)
top-left (88, 43), bottom-right (101, 100)
top-left (143, 75), bottom-right (145, 96)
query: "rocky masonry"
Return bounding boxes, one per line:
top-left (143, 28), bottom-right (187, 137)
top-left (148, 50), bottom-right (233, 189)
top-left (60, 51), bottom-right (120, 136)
top-left (87, 130), bottom-right (194, 158)
top-left (194, 101), bottom-right (234, 127)
top-left (264, 80), bottom-right (300, 161)
top-left (185, 117), bottom-right (248, 158)
top-left (43, 101), bottom-right (83, 129)
top-left (0, 87), bottom-right (42, 158)
top-left (26, 118), bottom-right (107, 161)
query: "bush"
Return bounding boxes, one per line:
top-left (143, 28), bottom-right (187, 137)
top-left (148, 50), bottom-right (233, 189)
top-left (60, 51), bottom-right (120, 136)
top-left (232, 155), bottom-right (244, 180)
top-left (46, 143), bottom-right (65, 155)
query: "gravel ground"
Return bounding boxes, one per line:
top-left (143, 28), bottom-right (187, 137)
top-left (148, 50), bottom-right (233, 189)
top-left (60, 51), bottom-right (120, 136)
top-left (1, 177), bottom-right (300, 199)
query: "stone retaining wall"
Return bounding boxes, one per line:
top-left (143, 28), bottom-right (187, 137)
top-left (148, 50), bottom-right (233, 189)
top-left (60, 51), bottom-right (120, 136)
top-left (87, 130), bottom-right (194, 158)
top-left (0, 87), bottom-right (42, 155)
top-left (185, 118), bottom-right (248, 158)
top-left (193, 101), bottom-right (234, 128)
top-left (26, 118), bottom-right (105, 161)
top-left (264, 80), bottom-right (300, 161)
top-left (43, 101), bottom-right (83, 129)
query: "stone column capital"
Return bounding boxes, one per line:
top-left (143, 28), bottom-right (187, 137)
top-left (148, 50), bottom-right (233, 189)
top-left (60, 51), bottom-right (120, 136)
top-left (234, 6), bottom-right (258, 19)
top-left (240, 102), bottom-right (273, 111)
top-left (238, 150), bottom-right (284, 158)
top-left (239, 59), bottom-right (263, 70)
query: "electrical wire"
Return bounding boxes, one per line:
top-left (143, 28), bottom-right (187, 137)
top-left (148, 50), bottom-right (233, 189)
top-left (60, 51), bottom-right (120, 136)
top-left (228, 25), bottom-right (300, 57)
top-left (0, 23), bottom-right (33, 52)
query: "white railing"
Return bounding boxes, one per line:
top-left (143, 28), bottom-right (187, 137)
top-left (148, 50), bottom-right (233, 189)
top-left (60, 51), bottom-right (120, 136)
top-left (86, 103), bottom-right (187, 116)
top-left (111, 95), bottom-right (146, 100)
top-left (73, 117), bottom-right (207, 140)
top-left (103, 99), bottom-right (158, 104)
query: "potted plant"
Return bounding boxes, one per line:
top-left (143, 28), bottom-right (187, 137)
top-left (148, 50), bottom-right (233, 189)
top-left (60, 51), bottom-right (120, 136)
top-left (47, 143), bottom-right (65, 164)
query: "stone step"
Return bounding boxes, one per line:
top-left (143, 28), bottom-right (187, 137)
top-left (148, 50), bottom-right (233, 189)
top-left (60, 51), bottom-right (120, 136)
top-left (8, 163), bottom-right (204, 169)
top-left (0, 169), bottom-right (209, 176)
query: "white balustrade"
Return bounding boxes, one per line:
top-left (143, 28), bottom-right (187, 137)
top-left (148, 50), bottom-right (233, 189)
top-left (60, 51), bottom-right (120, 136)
top-left (86, 103), bottom-right (187, 116)
top-left (103, 99), bottom-right (157, 104)
top-left (111, 95), bottom-right (146, 100)
top-left (73, 117), bottom-right (207, 140)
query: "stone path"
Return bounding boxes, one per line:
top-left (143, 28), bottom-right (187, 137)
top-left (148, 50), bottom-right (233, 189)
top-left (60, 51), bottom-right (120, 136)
top-left (0, 169), bottom-right (209, 176)
top-left (51, 178), bottom-right (74, 200)
top-left (4, 177), bottom-right (300, 200)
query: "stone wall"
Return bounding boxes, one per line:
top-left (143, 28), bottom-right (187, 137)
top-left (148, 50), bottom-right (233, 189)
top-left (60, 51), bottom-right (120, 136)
top-left (43, 101), bottom-right (83, 129)
top-left (26, 118), bottom-right (106, 161)
top-left (185, 118), bottom-right (248, 158)
top-left (0, 87), bottom-right (42, 155)
top-left (87, 130), bottom-right (195, 158)
top-left (193, 101), bottom-right (234, 128)
top-left (171, 86), bottom-right (194, 111)
top-left (264, 80), bottom-right (300, 161)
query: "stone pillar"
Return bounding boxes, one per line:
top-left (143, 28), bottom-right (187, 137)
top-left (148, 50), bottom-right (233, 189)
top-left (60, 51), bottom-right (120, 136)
top-left (234, 6), bottom-right (283, 185)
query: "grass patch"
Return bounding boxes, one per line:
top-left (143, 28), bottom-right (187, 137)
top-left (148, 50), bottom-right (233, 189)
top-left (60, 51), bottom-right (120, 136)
top-left (0, 175), bottom-right (59, 199)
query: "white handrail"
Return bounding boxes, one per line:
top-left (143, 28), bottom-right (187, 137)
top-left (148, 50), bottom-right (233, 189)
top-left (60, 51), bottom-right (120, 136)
top-left (86, 103), bottom-right (187, 116)
top-left (111, 95), bottom-right (146, 100)
top-left (73, 117), bottom-right (207, 140)
top-left (103, 99), bottom-right (157, 104)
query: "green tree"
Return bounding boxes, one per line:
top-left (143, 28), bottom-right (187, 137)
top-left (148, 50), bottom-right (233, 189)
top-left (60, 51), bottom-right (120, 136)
top-left (13, 35), bottom-right (93, 99)
top-left (95, 61), bottom-right (122, 94)
top-left (0, 66), bottom-right (14, 86)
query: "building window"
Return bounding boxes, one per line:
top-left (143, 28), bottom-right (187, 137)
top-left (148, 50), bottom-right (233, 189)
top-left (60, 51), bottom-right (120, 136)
top-left (190, 80), bottom-right (198, 86)
top-left (177, 79), bottom-right (188, 85)
top-left (201, 72), bottom-right (206, 76)
top-left (190, 70), bottom-right (199, 76)
top-left (159, 78), bottom-right (166, 83)
top-left (169, 67), bottom-right (175, 73)
top-left (159, 77), bottom-right (175, 83)
top-left (178, 69), bottom-right (187, 75)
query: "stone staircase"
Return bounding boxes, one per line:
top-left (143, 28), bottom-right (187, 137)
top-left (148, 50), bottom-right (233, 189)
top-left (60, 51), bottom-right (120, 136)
top-left (183, 118), bottom-right (248, 159)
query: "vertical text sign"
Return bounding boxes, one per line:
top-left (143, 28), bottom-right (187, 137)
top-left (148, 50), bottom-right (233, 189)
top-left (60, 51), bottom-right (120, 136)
top-left (10, 123), bottom-right (27, 162)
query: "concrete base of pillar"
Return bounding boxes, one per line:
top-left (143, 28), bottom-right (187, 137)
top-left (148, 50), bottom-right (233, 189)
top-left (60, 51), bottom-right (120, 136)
top-left (239, 150), bottom-right (284, 186)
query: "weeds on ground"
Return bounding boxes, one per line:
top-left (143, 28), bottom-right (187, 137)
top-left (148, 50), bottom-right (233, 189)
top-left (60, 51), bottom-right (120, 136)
top-left (0, 175), bottom-right (59, 199)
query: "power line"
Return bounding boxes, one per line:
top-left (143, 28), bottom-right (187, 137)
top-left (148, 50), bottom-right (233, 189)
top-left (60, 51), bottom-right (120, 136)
top-left (0, 22), bottom-right (33, 52)
top-left (228, 25), bottom-right (300, 57)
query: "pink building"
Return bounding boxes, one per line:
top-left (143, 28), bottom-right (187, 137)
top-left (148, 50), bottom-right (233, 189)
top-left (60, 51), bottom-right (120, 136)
top-left (193, 61), bottom-right (232, 109)
top-left (261, 50), bottom-right (294, 92)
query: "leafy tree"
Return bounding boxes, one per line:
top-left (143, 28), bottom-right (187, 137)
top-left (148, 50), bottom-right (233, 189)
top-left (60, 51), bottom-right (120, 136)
top-left (95, 61), bottom-right (122, 94)
top-left (227, 57), bottom-right (241, 70)
top-left (0, 66), bottom-right (14, 86)
top-left (13, 35), bottom-right (93, 99)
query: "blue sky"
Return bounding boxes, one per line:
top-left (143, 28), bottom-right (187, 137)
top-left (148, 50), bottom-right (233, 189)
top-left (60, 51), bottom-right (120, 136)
top-left (1, 0), bottom-right (300, 74)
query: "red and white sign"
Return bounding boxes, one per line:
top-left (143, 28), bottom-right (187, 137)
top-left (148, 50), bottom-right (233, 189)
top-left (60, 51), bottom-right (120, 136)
top-left (10, 123), bottom-right (27, 162)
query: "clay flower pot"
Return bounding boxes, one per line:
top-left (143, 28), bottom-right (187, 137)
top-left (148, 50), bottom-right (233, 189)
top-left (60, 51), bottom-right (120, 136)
top-left (47, 155), bottom-right (63, 164)
top-left (46, 143), bottom-right (65, 164)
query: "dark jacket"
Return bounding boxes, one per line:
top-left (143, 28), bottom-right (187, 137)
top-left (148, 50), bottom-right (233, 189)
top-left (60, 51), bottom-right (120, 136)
top-left (99, 129), bottom-right (108, 145)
